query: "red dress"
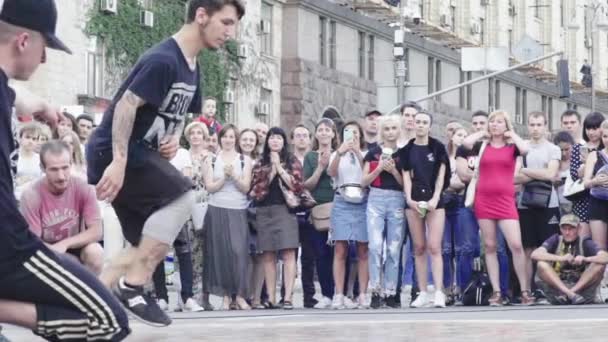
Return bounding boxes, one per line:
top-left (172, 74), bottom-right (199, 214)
top-left (474, 144), bottom-right (519, 220)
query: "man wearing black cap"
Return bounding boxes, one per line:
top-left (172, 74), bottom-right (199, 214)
top-left (0, 0), bottom-right (130, 341)
top-left (363, 110), bottom-right (381, 151)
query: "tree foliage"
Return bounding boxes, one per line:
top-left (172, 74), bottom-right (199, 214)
top-left (85, 0), bottom-right (239, 120)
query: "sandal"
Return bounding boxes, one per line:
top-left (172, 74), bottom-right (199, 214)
top-left (488, 291), bottom-right (502, 307)
top-left (520, 290), bottom-right (536, 306)
top-left (283, 301), bottom-right (294, 310)
top-left (265, 302), bottom-right (280, 310)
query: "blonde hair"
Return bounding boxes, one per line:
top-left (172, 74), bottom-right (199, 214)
top-left (448, 126), bottom-right (468, 155)
top-left (487, 110), bottom-right (514, 134)
top-left (184, 121), bottom-right (209, 143)
top-left (601, 120), bottom-right (608, 131)
top-left (19, 122), bottom-right (40, 138)
top-left (61, 131), bottom-right (84, 167)
top-left (378, 114), bottom-right (401, 145)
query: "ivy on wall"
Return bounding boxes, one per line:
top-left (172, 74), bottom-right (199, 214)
top-left (85, 0), bottom-right (240, 121)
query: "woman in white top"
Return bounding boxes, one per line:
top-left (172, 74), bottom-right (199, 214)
top-left (327, 121), bottom-right (369, 309)
top-left (203, 124), bottom-right (253, 310)
top-left (15, 123), bottom-right (42, 198)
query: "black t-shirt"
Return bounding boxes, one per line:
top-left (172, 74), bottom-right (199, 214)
top-left (402, 144), bottom-right (437, 200)
top-left (363, 145), bottom-right (402, 191)
top-left (256, 175), bottom-right (286, 207)
top-left (455, 144), bottom-right (480, 178)
top-left (366, 141), bottom-right (379, 151)
top-left (88, 38), bottom-right (202, 180)
top-left (0, 69), bottom-right (40, 264)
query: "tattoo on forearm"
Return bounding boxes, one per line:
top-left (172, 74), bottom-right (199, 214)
top-left (112, 91), bottom-right (140, 159)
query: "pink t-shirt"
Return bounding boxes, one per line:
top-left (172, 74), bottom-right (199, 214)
top-left (20, 177), bottom-right (101, 244)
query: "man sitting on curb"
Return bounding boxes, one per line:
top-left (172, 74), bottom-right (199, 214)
top-left (20, 141), bottom-right (104, 274)
top-left (531, 214), bottom-right (607, 305)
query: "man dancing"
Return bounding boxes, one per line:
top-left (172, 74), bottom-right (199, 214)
top-left (0, 0), bottom-right (129, 340)
top-left (87, 0), bottom-right (245, 326)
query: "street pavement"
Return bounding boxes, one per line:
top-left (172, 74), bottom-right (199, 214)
top-left (4, 304), bottom-right (608, 341)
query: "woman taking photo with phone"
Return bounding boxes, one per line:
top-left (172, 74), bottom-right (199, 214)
top-left (362, 115), bottom-right (405, 309)
top-left (400, 111), bottom-right (451, 308)
top-left (327, 120), bottom-right (369, 309)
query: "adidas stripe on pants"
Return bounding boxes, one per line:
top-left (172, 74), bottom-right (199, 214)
top-left (0, 246), bottom-right (130, 341)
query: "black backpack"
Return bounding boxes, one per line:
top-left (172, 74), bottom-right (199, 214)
top-left (462, 259), bottom-right (493, 306)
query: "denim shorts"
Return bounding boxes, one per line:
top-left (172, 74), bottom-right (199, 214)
top-left (330, 194), bottom-right (368, 242)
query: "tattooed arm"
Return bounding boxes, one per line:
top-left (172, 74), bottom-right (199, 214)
top-left (95, 90), bottom-right (144, 201)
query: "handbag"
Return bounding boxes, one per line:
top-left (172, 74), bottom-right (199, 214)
top-left (590, 151), bottom-right (608, 200)
top-left (563, 174), bottom-right (587, 201)
top-left (310, 202), bottom-right (333, 231)
top-left (462, 258), bottom-right (492, 306)
top-left (340, 183), bottom-right (365, 204)
top-left (278, 179), bottom-right (317, 209)
top-left (191, 178), bottom-right (208, 231)
top-left (464, 141), bottom-right (488, 208)
top-left (521, 156), bottom-right (553, 208)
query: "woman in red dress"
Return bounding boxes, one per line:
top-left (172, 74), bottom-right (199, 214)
top-left (463, 110), bottom-right (534, 306)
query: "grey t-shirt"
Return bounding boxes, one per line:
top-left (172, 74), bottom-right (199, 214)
top-left (518, 140), bottom-right (561, 209)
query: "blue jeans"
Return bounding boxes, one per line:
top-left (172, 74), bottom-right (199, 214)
top-left (457, 207), bottom-right (509, 293)
top-left (442, 197), bottom-right (461, 290)
top-left (309, 220), bottom-right (334, 299)
top-left (367, 188), bottom-right (405, 296)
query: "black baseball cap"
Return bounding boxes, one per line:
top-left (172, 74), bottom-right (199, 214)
top-left (365, 110), bottom-right (382, 117)
top-left (0, 0), bottom-right (72, 54)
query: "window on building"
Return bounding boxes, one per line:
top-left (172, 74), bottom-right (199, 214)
top-left (319, 17), bottom-right (327, 66)
top-left (459, 70), bottom-right (465, 108)
top-left (358, 31), bottom-right (365, 78)
top-left (541, 95), bottom-right (547, 113)
top-left (495, 79), bottom-right (501, 109)
top-left (261, 2), bottom-right (273, 55)
top-left (548, 97), bottom-right (554, 128)
top-left (86, 37), bottom-right (104, 98)
top-left (427, 57), bottom-right (435, 94)
top-left (450, 5), bottom-right (456, 31)
top-left (367, 35), bottom-right (375, 80)
top-left (479, 18), bottom-right (485, 45)
top-left (488, 78), bottom-right (494, 110)
top-left (435, 59), bottom-right (441, 100)
top-left (466, 71), bottom-right (472, 110)
top-left (522, 89), bottom-right (528, 122)
top-left (329, 20), bottom-right (336, 69)
top-left (404, 47), bottom-right (410, 83)
top-left (515, 86), bottom-right (521, 121)
top-left (534, 0), bottom-right (542, 20)
top-left (259, 88), bottom-right (272, 124)
top-left (508, 29), bottom-right (513, 53)
top-left (560, 1), bottom-right (565, 27)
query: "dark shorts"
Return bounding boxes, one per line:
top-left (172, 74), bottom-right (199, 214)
top-left (589, 197), bottom-right (608, 223)
top-left (87, 143), bottom-right (192, 245)
top-left (519, 207), bottom-right (561, 249)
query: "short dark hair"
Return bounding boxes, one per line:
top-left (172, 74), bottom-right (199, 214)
top-left (527, 111), bottom-right (547, 124)
top-left (582, 112), bottom-right (606, 142)
top-left (400, 101), bottom-right (421, 114)
top-left (415, 111), bottom-right (433, 126)
top-left (40, 140), bottom-right (71, 168)
top-left (561, 109), bottom-right (581, 123)
top-left (76, 114), bottom-right (94, 125)
top-left (290, 124), bottom-right (311, 140)
top-left (186, 0), bottom-right (245, 22)
top-left (472, 110), bottom-right (488, 119)
top-left (553, 130), bottom-right (575, 146)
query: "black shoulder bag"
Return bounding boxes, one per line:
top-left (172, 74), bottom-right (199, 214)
top-left (521, 155), bottom-right (553, 208)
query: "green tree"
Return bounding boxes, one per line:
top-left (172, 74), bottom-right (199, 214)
top-left (85, 0), bottom-right (239, 121)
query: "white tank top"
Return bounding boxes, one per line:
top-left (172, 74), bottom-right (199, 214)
top-left (208, 153), bottom-right (250, 209)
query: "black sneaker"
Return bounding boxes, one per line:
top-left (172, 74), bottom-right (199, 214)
top-left (370, 293), bottom-right (382, 309)
top-left (115, 278), bottom-right (171, 327)
top-left (303, 297), bottom-right (319, 309)
top-left (445, 294), bottom-right (455, 306)
top-left (385, 295), bottom-right (401, 308)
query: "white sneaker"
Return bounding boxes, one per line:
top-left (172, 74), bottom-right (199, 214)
top-left (331, 294), bottom-right (345, 310)
top-left (434, 291), bottom-right (446, 308)
top-left (410, 291), bottom-right (430, 308)
top-left (314, 296), bottom-right (332, 309)
top-left (343, 296), bottom-right (357, 309)
top-left (157, 299), bottom-right (169, 311)
top-left (182, 297), bottom-right (205, 312)
top-left (357, 294), bottom-right (370, 309)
